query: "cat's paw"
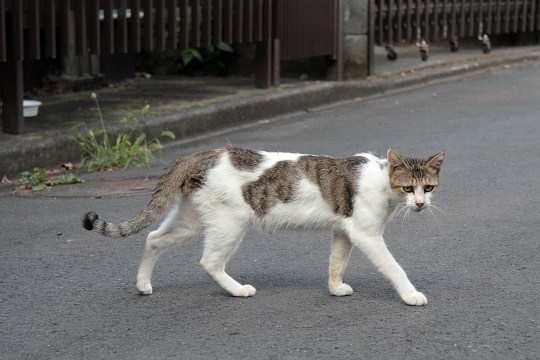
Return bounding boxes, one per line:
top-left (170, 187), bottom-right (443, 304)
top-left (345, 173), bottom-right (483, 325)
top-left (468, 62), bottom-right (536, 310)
top-left (232, 284), bottom-right (257, 297)
top-left (402, 291), bottom-right (427, 306)
top-left (329, 283), bottom-right (354, 297)
top-left (137, 282), bottom-right (153, 295)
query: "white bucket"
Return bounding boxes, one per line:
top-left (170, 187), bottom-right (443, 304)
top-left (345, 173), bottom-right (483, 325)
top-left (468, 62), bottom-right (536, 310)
top-left (23, 100), bottom-right (42, 117)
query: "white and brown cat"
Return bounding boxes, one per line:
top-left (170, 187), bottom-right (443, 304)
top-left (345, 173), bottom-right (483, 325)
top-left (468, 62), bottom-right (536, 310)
top-left (83, 146), bottom-right (445, 306)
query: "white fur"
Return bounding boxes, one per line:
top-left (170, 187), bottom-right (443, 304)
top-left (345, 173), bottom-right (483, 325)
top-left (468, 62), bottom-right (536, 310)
top-left (136, 150), bottom-right (428, 306)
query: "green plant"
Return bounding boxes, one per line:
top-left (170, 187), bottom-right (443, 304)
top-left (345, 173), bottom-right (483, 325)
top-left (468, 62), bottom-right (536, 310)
top-left (78, 93), bottom-right (175, 172)
top-left (22, 168), bottom-right (82, 191)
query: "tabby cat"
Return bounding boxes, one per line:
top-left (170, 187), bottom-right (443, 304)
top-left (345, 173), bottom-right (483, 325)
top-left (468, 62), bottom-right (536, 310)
top-left (83, 146), bottom-right (445, 306)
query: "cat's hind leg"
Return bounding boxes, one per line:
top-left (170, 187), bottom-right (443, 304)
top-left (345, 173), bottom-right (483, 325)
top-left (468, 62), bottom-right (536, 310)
top-left (200, 224), bottom-right (255, 297)
top-left (328, 231), bottom-right (354, 296)
top-left (137, 196), bottom-right (202, 295)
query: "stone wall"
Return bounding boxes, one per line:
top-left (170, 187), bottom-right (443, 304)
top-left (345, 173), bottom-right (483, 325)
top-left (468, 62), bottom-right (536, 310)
top-left (343, 0), bottom-right (370, 78)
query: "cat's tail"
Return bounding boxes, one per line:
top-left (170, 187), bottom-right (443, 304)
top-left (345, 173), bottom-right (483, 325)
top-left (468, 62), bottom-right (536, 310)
top-left (82, 157), bottom-right (190, 238)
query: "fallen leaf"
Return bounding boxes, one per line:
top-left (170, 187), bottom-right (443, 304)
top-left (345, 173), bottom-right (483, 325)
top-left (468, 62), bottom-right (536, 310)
top-left (1, 175), bottom-right (11, 184)
top-left (62, 162), bottom-right (75, 170)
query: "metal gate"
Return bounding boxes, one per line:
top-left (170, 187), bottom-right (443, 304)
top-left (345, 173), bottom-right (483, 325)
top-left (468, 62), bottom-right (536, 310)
top-left (371, 0), bottom-right (540, 62)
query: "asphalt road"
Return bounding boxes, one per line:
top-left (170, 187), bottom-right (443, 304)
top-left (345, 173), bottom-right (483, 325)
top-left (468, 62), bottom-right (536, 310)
top-left (1, 62), bottom-right (539, 359)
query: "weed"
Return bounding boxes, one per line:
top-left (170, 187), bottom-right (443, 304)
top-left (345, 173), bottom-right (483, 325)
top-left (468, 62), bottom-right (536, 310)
top-left (21, 167), bottom-right (82, 191)
top-left (78, 93), bottom-right (175, 172)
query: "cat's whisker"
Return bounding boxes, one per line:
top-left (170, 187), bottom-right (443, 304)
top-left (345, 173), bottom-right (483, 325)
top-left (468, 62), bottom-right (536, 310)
top-left (388, 203), bottom-right (408, 223)
top-left (427, 206), bottom-right (443, 231)
top-left (429, 202), bottom-right (448, 217)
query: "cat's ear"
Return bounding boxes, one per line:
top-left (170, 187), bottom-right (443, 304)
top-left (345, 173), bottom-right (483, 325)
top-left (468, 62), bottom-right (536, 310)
top-left (425, 150), bottom-right (445, 174)
top-left (387, 149), bottom-right (408, 174)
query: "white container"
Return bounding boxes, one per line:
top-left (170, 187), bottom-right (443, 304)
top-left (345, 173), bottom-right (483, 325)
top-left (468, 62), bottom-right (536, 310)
top-left (23, 100), bottom-right (42, 117)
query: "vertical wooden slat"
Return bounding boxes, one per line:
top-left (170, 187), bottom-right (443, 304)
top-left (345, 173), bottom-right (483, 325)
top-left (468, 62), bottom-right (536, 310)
top-left (88, 0), bottom-right (100, 55)
top-left (234, 0), bottom-right (243, 43)
top-left (118, 0), bottom-right (129, 53)
top-left (179, 0), bottom-right (189, 48)
top-left (494, 0), bottom-right (501, 34)
top-left (486, 0), bottom-right (492, 34)
top-left (28, 0), bottom-right (40, 59)
top-left (11, 0), bottom-right (23, 60)
top-left (224, 0), bottom-right (233, 43)
top-left (0, 60), bottom-right (24, 134)
top-left (60, 0), bottom-right (71, 56)
top-left (529, 1), bottom-right (540, 31)
top-left (244, 0), bottom-right (253, 43)
top-left (503, 0), bottom-right (510, 33)
top-left (75, 0), bottom-right (87, 55)
top-left (191, 0), bottom-right (201, 47)
top-left (156, 0), bottom-right (166, 50)
top-left (0, 0), bottom-right (6, 62)
top-left (103, 0), bottom-right (115, 54)
top-left (213, 0), bottom-right (223, 44)
top-left (167, 0), bottom-right (177, 49)
top-left (44, 0), bottom-right (56, 58)
top-left (518, 0), bottom-right (525, 32)
top-left (433, 0), bottom-right (439, 40)
top-left (130, 0), bottom-right (142, 52)
top-left (202, 0), bottom-right (212, 46)
top-left (142, 0), bottom-right (153, 50)
top-left (253, 0), bottom-right (262, 41)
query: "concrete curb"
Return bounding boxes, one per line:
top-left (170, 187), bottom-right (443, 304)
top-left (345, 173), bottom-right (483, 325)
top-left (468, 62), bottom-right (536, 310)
top-left (1, 47), bottom-right (539, 177)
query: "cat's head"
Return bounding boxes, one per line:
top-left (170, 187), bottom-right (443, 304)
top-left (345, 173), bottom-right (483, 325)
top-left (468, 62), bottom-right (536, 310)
top-left (387, 149), bottom-right (445, 212)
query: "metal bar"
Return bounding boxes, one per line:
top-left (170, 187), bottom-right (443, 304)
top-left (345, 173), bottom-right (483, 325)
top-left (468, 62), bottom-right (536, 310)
top-left (433, 0), bottom-right (439, 41)
top-left (531, 0), bottom-right (537, 31)
top-left (397, 0), bottom-right (403, 42)
top-left (387, 0), bottom-right (393, 45)
top-left (495, 0), bottom-right (501, 34)
top-left (459, 0), bottom-right (465, 37)
top-left (377, 0), bottom-right (383, 45)
top-left (486, 0), bottom-right (492, 34)
top-left (44, 0), bottom-right (56, 58)
top-left (406, 0), bottom-right (412, 42)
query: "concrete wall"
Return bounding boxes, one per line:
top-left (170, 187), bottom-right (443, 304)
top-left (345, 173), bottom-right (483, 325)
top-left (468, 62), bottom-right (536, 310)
top-left (343, 0), bottom-right (370, 78)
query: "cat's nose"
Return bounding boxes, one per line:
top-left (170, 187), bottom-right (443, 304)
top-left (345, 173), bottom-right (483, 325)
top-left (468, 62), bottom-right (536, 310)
top-left (416, 201), bottom-right (424, 208)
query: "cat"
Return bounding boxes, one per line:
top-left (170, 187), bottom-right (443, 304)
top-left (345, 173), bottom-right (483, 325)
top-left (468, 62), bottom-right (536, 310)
top-left (83, 146), bottom-right (445, 306)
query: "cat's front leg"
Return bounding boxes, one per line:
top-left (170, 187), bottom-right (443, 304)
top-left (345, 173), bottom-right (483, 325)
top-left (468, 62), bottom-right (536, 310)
top-left (350, 232), bottom-right (427, 306)
top-left (328, 231), bottom-right (354, 296)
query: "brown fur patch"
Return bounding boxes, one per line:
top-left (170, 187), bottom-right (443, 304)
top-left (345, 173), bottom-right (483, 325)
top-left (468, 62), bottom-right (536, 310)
top-left (176, 149), bottom-right (222, 196)
top-left (227, 146), bottom-right (264, 171)
top-left (297, 155), bottom-right (367, 217)
top-left (242, 161), bottom-right (301, 217)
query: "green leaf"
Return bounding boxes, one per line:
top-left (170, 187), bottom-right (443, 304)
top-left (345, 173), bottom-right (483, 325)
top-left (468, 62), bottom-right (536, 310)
top-left (160, 130), bottom-right (176, 139)
top-left (216, 42), bottom-right (234, 53)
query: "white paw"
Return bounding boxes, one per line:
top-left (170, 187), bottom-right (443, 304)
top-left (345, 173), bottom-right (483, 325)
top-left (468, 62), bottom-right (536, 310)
top-left (232, 284), bottom-right (257, 297)
top-left (329, 283), bottom-right (354, 297)
top-left (402, 291), bottom-right (427, 306)
top-left (137, 282), bottom-right (153, 295)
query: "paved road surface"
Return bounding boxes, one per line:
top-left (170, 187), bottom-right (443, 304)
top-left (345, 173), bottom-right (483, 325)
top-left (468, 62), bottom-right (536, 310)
top-left (1, 62), bottom-right (539, 359)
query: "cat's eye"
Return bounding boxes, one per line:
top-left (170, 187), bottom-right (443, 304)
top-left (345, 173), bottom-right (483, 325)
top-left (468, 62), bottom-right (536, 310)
top-left (424, 185), bottom-right (434, 192)
top-left (403, 186), bottom-right (413, 193)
